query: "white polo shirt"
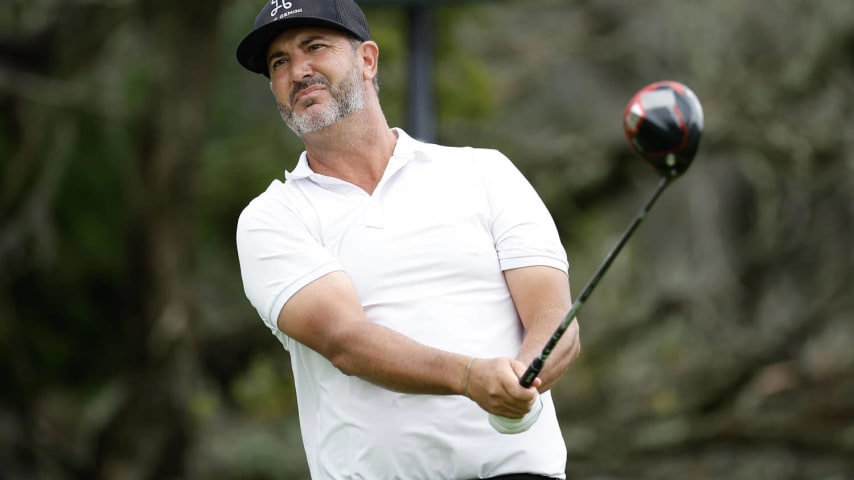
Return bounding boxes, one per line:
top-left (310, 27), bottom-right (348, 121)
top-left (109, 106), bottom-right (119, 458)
top-left (237, 129), bottom-right (568, 479)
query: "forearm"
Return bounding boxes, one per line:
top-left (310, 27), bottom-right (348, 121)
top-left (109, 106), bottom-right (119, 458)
top-left (327, 320), bottom-right (470, 395)
top-left (505, 265), bottom-right (581, 392)
top-left (516, 313), bottom-right (580, 392)
top-left (278, 271), bottom-right (537, 417)
top-left (325, 320), bottom-right (538, 418)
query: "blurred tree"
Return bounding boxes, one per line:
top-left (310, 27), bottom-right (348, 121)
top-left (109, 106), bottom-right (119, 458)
top-left (2, 0), bottom-right (853, 479)
top-left (1, 0), bottom-right (224, 478)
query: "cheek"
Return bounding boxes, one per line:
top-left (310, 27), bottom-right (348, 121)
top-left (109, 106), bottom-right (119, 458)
top-left (270, 78), bottom-right (290, 102)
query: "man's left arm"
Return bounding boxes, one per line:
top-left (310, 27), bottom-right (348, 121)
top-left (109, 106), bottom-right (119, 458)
top-left (504, 265), bottom-right (581, 392)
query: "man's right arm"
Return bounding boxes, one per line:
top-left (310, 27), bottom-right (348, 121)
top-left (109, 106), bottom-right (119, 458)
top-left (277, 270), bottom-right (539, 419)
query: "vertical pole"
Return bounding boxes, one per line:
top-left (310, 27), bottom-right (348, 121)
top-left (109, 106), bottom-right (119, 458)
top-left (406, 5), bottom-right (435, 142)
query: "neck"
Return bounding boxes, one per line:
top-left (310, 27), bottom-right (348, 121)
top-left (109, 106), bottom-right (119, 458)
top-left (301, 105), bottom-right (397, 195)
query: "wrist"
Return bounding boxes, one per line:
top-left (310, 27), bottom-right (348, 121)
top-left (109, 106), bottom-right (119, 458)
top-left (463, 357), bottom-right (475, 398)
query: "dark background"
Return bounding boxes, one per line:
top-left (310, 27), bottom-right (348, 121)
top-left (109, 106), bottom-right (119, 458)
top-left (2, 0), bottom-right (853, 479)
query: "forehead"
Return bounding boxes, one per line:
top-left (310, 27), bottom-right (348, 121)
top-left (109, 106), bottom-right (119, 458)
top-left (266, 26), bottom-right (351, 54)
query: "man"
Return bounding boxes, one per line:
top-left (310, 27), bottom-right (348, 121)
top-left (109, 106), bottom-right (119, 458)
top-left (235, 1), bottom-right (581, 478)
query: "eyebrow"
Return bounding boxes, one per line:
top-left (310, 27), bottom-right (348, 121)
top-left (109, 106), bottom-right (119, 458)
top-left (267, 35), bottom-right (330, 66)
top-left (267, 50), bottom-right (285, 67)
top-left (298, 35), bottom-right (326, 48)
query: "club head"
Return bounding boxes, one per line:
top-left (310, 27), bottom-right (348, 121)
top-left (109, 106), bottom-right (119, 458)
top-left (623, 81), bottom-right (704, 177)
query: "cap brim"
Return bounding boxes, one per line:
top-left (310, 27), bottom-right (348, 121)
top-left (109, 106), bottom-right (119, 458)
top-left (236, 17), bottom-right (362, 76)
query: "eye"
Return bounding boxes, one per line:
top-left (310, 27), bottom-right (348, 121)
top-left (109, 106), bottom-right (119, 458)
top-left (270, 57), bottom-right (288, 71)
top-left (308, 43), bottom-right (326, 52)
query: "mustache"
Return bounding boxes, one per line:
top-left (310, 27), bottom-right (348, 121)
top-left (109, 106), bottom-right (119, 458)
top-left (289, 76), bottom-right (332, 106)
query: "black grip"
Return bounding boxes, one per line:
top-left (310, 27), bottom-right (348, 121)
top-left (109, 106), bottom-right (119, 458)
top-left (520, 357), bottom-right (544, 388)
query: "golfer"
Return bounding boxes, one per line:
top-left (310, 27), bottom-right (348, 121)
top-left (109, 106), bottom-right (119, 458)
top-left (235, 1), bottom-right (581, 478)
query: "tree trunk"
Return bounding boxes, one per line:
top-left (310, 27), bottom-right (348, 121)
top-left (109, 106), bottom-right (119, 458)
top-left (91, 2), bottom-right (223, 479)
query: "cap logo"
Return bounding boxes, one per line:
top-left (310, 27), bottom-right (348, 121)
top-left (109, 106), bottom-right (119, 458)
top-left (270, 1), bottom-right (295, 17)
top-left (238, 0), bottom-right (368, 75)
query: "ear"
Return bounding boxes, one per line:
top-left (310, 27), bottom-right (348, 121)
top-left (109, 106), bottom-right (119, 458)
top-left (358, 40), bottom-right (379, 82)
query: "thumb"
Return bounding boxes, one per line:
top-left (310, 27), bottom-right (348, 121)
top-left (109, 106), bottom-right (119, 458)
top-left (510, 359), bottom-right (542, 390)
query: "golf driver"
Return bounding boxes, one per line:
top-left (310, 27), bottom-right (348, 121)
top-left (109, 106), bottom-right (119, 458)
top-left (489, 80), bottom-right (704, 434)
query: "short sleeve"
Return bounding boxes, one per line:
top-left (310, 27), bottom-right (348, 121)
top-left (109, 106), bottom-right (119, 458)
top-left (481, 151), bottom-right (568, 273)
top-left (236, 182), bottom-right (344, 338)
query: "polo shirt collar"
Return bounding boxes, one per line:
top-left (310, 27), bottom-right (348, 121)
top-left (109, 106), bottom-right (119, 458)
top-left (389, 127), bottom-right (427, 163)
top-left (284, 128), bottom-right (429, 182)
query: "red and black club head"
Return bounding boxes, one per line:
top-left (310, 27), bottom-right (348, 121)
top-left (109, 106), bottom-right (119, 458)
top-left (623, 81), bottom-right (704, 177)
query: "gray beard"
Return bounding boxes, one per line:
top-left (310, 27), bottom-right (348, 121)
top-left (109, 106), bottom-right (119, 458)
top-left (278, 63), bottom-right (367, 135)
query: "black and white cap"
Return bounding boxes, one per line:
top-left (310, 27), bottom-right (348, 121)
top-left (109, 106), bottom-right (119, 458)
top-left (236, 0), bottom-right (371, 76)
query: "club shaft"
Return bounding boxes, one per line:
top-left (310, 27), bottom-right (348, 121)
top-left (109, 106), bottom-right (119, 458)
top-left (520, 175), bottom-right (674, 387)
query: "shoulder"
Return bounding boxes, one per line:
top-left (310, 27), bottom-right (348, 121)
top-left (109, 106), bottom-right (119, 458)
top-left (421, 141), bottom-right (505, 161)
top-left (238, 181), bottom-right (283, 227)
top-left (237, 179), bottom-right (310, 234)
top-left (395, 128), bottom-right (509, 168)
top-left (417, 142), bottom-right (515, 178)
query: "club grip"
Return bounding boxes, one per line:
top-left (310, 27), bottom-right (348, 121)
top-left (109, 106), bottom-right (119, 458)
top-left (519, 357), bottom-right (544, 388)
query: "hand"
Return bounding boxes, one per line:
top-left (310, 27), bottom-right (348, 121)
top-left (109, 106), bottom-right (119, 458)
top-left (465, 357), bottom-right (541, 418)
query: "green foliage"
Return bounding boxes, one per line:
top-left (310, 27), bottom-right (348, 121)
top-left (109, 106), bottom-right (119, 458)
top-left (364, 6), bottom-right (409, 127)
top-left (232, 355), bottom-right (297, 419)
top-left (434, 6), bottom-right (496, 124)
top-left (193, 421), bottom-right (309, 480)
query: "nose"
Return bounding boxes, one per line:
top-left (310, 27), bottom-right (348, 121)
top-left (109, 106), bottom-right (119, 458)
top-left (289, 54), bottom-right (314, 81)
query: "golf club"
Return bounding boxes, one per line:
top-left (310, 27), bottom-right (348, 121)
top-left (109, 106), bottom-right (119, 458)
top-left (489, 80), bottom-right (704, 434)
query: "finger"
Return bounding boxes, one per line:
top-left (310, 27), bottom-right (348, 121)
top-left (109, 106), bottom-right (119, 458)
top-left (477, 358), bottom-right (537, 417)
top-left (499, 387), bottom-right (536, 417)
top-left (509, 358), bottom-right (528, 377)
top-left (508, 359), bottom-right (542, 392)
